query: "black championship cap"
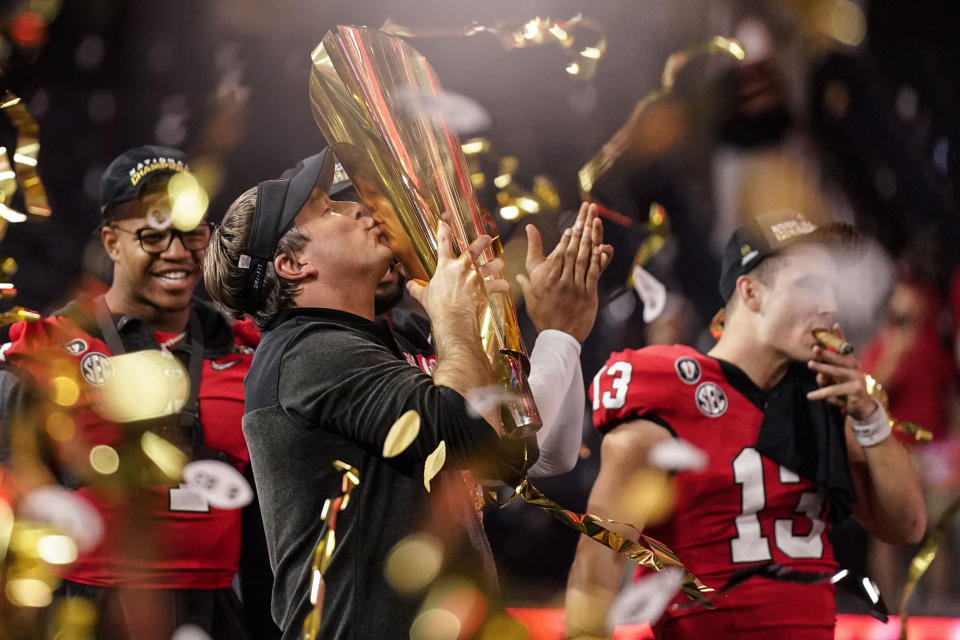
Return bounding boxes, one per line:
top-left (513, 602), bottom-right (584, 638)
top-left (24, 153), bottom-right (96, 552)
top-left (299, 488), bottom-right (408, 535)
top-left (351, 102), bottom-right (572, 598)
top-left (100, 145), bottom-right (190, 215)
top-left (237, 148), bottom-right (337, 312)
top-left (718, 210), bottom-right (860, 303)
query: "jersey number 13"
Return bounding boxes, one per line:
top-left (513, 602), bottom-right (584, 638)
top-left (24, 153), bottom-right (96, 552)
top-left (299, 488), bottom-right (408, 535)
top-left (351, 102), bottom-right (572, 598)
top-left (731, 447), bottom-right (826, 563)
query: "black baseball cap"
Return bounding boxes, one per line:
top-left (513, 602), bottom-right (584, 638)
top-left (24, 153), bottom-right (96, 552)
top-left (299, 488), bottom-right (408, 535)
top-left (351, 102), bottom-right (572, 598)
top-left (718, 210), bottom-right (860, 302)
top-left (100, 145), bottom-right (190, 215)
top-left (237, 148), bottom-right (337, 312)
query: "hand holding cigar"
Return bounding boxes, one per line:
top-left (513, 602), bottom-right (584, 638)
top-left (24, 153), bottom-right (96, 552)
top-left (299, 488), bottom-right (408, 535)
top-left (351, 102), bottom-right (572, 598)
top-left (813, 329), bottom-right (854, 355)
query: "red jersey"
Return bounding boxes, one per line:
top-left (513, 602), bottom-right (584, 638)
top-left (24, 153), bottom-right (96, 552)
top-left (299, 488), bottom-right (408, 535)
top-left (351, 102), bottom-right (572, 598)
top-left (591, 344), bottom-right (837, 638)
top-left (1, 302), bottom-right (256, 589)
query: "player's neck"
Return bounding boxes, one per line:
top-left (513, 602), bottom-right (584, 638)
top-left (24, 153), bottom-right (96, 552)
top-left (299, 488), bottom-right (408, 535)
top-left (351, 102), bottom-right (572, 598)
top-left (102, 287), bottom-right (190, 334)
top-left (708, 331), bottom-right (790, 391)
top-left (293, 281), bottom-right (376, 322)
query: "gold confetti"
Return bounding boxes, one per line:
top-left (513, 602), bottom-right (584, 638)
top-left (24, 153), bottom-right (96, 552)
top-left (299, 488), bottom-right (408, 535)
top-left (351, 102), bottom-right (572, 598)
top-left (95, 351), bottom-right (188, 423)
top-left (381, 14), bottom-right (606, 80)
top-left (579, 36), bottom-right (745, 194)
top-left (510, 479), bottom-right (712, 604)
top-left (383, 410), bottom-right (421, 458)
top-left (617, 469), bottom-right (674, 529)
top-left (88, 445), bottom-right (119, 475)
top-left (36, 534), bottom-right (78, 565)
top-left (0, 306), bottom-right (41, 324)
top-left (384, 533), bottom-right (444, 594)
top-left (140, 432), bottom-right (188, 480)
top-left (865, 374), bottom-right (934, 443)
top-left (4, 577), bottom-right (53, 608)
top-left (423, 441), bottom-right (447, 493)
top-left (409, 608), bottom-right (461, 640)
top-left (302, 461), bottom-right (360, 639)
top-left (898, 496), bottom-right (960, 640)
top-left (1, 92), bottom-right (51, 218)
top-left (167, 172), bottom-right (209, 231)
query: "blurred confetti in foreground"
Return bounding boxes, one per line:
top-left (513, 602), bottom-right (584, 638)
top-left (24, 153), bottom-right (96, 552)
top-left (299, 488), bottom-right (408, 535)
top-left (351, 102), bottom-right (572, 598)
top-left (384, 532), bottom-right (445, 595)
top-left (381, 14), bottom-right (606, 80)
top-left (607, 566), bottom-right (685, 630)
top-left (899, 496), bottom-right (960, 639)
top-left (460, 138), bottom-right (561, 223)
top-left (647, 438), bottom-right (708, 472)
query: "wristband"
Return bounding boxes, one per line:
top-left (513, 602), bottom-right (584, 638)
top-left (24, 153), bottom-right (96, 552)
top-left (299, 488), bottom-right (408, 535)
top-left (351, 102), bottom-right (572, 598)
top-left (849, 402), bottom-right (892, 447)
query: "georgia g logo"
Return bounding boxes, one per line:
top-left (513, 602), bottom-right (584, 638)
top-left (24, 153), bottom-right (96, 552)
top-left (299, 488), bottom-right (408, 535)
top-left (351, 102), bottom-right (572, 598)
top-left (80, 352), bottom-right (114, 386)
top-left (674, 357), bottom-right (701, 384)
top-left (695, 382), bottom-right (727, 417)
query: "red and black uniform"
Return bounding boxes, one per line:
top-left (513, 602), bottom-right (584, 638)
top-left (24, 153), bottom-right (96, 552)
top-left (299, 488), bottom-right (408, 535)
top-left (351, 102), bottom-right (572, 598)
top-left (0, 297), bottom-right (278, 639)
top-left (592, 344), bottom-right (839, 639)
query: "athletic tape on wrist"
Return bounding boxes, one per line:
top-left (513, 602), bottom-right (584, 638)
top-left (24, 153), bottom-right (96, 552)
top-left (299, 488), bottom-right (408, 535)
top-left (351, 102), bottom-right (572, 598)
top-left (850, 402), bottom-right (892, 447)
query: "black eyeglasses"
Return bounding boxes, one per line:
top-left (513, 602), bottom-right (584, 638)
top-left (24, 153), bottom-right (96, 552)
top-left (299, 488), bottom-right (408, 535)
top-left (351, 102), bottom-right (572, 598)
top-left (112, 221), bottom-right (214, 255)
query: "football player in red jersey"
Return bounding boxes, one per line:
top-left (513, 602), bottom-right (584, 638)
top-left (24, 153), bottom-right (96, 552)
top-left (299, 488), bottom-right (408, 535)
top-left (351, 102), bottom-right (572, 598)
top-left (0, 147), bottom-right (277, 639)
top-left (566, 212), bottom-right (926, 639)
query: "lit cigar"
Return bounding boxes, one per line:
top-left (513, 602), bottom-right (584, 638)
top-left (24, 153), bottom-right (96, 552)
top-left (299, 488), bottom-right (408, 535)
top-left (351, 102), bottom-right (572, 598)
top-left (813, 329), bottom-right (854, 355)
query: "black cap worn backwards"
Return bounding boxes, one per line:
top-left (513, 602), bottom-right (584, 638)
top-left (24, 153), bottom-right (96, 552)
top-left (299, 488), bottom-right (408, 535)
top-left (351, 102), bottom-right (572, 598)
top-left (100, 145), bottom-right (190, 216)
top-left (237, 148), bottom-right (338, 313)
top-left (718, 210), bottom-right (861, 303)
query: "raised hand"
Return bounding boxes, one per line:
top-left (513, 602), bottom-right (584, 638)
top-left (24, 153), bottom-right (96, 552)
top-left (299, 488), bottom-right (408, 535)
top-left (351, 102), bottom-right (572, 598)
top-left (806, 323), bottom-right (879, 421)
top-left (516, 202), bottom-right (614, 342)
top-left (407, 215), bottom-right (509, 326)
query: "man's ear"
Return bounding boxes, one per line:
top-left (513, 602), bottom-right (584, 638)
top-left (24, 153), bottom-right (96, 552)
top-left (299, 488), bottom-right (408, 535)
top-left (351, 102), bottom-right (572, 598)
top-left (101, 225), bottom-right (121, 261)
top-left (735, 275), bottom-right (764, 313)
top-left (274, 251), bottom-right (314, 283)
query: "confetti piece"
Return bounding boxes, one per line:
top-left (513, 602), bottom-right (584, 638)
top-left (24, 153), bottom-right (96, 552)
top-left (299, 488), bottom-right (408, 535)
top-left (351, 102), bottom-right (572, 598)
top-left (383, 410), bottom-right (421, 458)
top-left (607, 566), bottom-right (684, 630)
top-left (182, 460), bottom-right (253, 510)
top-left (424, 441), bottom-right (447, 492)
top-left (384, 533), bottom-right (445, 594)
top-left (648, 438), bottom-right (708, 471)
top-left (17, 486), bottom-right (104, 552)
top-left (632, 266), bottom-right (667, 323)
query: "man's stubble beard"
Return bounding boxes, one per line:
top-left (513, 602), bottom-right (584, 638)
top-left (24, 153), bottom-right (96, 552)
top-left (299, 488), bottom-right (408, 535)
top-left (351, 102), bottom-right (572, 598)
top-left (374, 273), bottom-right (407, 316)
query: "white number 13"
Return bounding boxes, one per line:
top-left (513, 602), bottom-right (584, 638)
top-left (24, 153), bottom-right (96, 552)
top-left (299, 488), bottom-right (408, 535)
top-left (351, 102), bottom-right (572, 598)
top-left (730, 447), bottom-right (826, 563)
top-left (592, 362), bottom-right (633, 410)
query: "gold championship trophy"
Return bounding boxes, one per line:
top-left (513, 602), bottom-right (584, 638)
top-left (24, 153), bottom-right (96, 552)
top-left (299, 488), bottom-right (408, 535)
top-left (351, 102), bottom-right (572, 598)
top-left (309, 26), bottom-right (541, 436)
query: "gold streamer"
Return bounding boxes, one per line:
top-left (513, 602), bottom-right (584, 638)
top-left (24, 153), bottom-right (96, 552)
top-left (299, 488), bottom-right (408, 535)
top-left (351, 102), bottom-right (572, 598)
top-left (0, 306), bottom-right (40, 324)
top-left (511, 479), bottom-right (713, 605)
top-left (579, 36), bottom-right (745, 194)
top-left (898, 496), bottom-right (960, 640)
top-left (461, 138), bottom-right (561, 222)
top-left (302, 460), bottom-right (360, 640)
top-left (381, 14), bottom-right (606, 80)
top-left (865, 375), bottom-right (933, 443)
top-left (1, 92), bottom-right (51, 219)
top-left (625, 202), bottom-right (670, 289)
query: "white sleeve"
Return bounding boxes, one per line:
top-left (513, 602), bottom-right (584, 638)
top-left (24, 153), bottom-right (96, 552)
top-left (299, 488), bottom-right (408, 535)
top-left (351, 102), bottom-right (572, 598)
top-left (526, 330), bottom-right (585, 478)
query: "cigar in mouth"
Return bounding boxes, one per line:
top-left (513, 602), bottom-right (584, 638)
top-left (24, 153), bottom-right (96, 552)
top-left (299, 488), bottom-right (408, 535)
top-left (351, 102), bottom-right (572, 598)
top-left (813, 329), bottom-right (854, 355)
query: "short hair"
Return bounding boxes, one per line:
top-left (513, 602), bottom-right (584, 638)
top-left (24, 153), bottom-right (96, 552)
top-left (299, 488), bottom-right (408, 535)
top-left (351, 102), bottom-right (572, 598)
top-left (724, 254), bottom-right (786, 316)
top-left (203, 186), bottom-right (310, 330)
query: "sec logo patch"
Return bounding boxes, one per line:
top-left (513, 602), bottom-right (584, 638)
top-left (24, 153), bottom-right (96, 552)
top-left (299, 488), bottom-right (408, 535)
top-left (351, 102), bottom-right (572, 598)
top-left (674, 357), bottom-right (701, 384)
top-left (80, 352), bottom-right (113, 386)
top-left (695, 382), bottom-right (727, 417)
